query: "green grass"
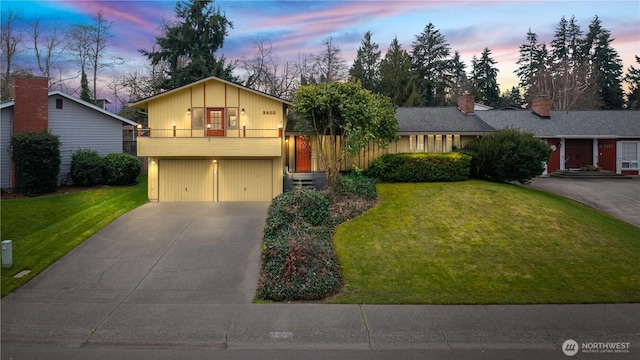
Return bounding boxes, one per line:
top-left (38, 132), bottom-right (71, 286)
top-left (1, 177), bottom-right (148, 297)
top-left (330, 180), bottom-right (640, 304)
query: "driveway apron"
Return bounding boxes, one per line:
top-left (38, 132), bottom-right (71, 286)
top-left (526, 177), bottom-right (640, 228)
top-left (1, 202), bottom-right (269, 346)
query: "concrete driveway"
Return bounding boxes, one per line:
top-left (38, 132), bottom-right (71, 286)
top-left (1, 202), bottom-right (269, 346)
top-left (526, 177), bottom-right (640, 227)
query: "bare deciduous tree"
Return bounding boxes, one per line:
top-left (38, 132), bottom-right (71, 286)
top-left (240, 40), bottom-right (300, 100)
top-left (1, 7), bottom-right (24, 101)
top-left (29, 17), bottom-right (69, 90)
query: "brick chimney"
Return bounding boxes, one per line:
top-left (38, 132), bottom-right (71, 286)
top-left (531, 95), bottom-right (551, 118)
top-left (12, 76), bottom-right (49, 134)
top-left (457, 93), bottom-right (475, 115)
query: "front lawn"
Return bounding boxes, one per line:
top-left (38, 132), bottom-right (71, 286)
top-left (330, 180), bottom-right (640, 304)
top-left (1, 177), bottom-right (148, 297)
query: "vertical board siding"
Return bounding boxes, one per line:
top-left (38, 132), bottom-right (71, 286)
top-left (1, 108), bottom-right (13, 189)
top-left (218, 159), bottom-right (272, 201)
top-left (159, 159), bottom-right (214, 202)
top-left (47, 95), bottom-right (127, 185)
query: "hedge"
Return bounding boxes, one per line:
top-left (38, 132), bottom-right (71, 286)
top-left (70, 149), bottom-right (104, 187)
top-left (367, 152), bottom-right (471, 183)
top-left (256, 187), bottom-right (341, 301)
top-left (103, 153), bottom-right (141, 185)
top-left (462, 128), bottom-right (551, 185)
top-left (10, 131), bottom-right (61, 196)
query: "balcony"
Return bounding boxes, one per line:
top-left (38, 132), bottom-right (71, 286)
top-left (137, 127), bottom-right (283, 158)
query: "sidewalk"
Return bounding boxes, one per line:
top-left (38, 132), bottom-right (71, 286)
top-left (2, 301), bottom-right (639, 357)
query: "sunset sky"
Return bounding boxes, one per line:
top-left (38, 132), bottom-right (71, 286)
top-left (3, 0), bottom-right (639, 104)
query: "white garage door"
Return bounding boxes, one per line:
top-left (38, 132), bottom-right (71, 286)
top-left (159, 160), bottom-right (214, 202)
top-left (219, 160), bottom-right (272, 201)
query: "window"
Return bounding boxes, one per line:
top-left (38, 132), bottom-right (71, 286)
top-left (621, 142), bottom-right (639, 169)
top-left (191, 108), bottom-right (204, 130)
top-left (227, 108), bottom-right (238, 129)
top-left (56, 99), bottom-right (63, 109)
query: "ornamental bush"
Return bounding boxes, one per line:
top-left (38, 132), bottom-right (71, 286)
top-left (102, 153), bottom-right (141, 185)
top-left (10, 131), bottom-right (61, 196)
top-left (333, 170), bottom-right (377, 200)
top-left (462, 128), bottom-right (551, 185)
top-left (367, 152), bottom-right (471, 183)
top-left (70, 149), bottom-right (104, 186)
top-left (257, 187), bottom-right (340, 301)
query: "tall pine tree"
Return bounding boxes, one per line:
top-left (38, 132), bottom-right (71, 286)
top-left (625, 55), bottom-right (640, 109)
top-left (140, 0), bottom-right (235, 91)
top-left (349, 31), bottom-right (381, 92)
top-left (583, 15), bottom-right (624, 109)
top-left (380, 37), bottom-right (420, 106)
top-left (411, 23), bottom-right (451, 106)
top-left (473, 48), bottom-right (500, 107)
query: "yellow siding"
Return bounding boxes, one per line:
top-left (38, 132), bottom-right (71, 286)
top-left (138, 137), bottom-right (282, 157)
top-left (226, 84), bottom-right (239, 107)
top-left (159, 160), bottom-right (214, 202)
top-left (148, 157), bottom-right (158, 201)
top-left (218, 160), bottom-right (273, 201)
top-left (148, 89), bottom-right (191, 138)
top-left (191, 83), bottom-right (204, 107)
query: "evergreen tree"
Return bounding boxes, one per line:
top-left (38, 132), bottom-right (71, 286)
top-left (411, 23), bottom-right (451, 105)
top-left (140, 0), bottom-right (235, 91)
top-left (499, 86), bottom-right (524, 108)
top-left (448, 51), bottom-right (468, 105)
top-left (549, 16), bottom-right (595, 109)
top-left (349, 31), bottom-right (381, 92)
top-left (379, 37), bottom-right (420, 106)
top-left (473, 48), bottom-right (500, 107)
top-left (625, 55), bottom-right (640, 109)
top-left (583, 16), bottom-right (624, 109)
top-left (516, 28), bottom-right (551, 103)
top-left (80, 69), bottom-right (92, 103)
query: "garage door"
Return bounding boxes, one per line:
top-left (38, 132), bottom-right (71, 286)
top-left (219, 160), bottom-right (272, 201)
top-left (159, 160), bottom-right (214, 202)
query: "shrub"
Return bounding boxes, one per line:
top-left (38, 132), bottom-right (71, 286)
top-left (70, 149), bottom-right (103, 186)
top-left (368, 152), bottom-right (471, 183)
top-left (103, 153), bottom-right (140, 185)
top-left (333, 170), bottom-right (377, 200)
top-left (10, 131), bottom-right (61, 196)
top-left (462, 128), bottom-right (552, 185)
top-left (257, 187), bottom-right (341, 301)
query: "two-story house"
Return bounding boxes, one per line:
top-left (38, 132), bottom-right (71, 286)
top-left (130, 76), bottom-right (291, 202)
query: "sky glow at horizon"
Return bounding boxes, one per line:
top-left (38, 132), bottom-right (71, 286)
top-left (2, 0), bottom-right (638, 104)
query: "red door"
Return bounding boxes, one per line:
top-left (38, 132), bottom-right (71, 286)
top-left (565, 139), bottom-right (593, 168)
top-left (296, 137), bottom-right (311, 172)
top-left (207, 108), bottom-right (224, 137)
top-left (597, 139), bottom-right (616, 171)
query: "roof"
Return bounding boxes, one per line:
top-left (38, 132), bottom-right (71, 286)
top-left (396, 107), bottom-right (496, 134)
top-left (475, 110), bottom-right (640, 138)
top-left (128, 75), bottom-right (293, 109)
top-left (1, 91), bottom-right (137, 126)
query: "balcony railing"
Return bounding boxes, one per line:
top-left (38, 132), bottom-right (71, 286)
top-left (136, 126), bottom-right (283, 138)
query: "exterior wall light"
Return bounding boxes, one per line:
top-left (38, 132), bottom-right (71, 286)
top-left (241, 108), bottom-right (245, 115)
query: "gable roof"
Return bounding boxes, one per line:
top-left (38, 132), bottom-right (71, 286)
top-left (128, 75), bottom-right (293, 109)
top-left (396, 107), bottom-right (496, 134)
top-left (475, 110), bottom-right (640, 138)
top-left (1, 91), bottom-right (137, 126)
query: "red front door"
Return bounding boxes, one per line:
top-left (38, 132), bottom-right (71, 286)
top-left (565, 139), bottom-right (593, 168)
top-left (597, 139), bottom-right (616, 171)
top-left (207, 108), bottom-right (224, 137)
top-left (296, 136), bottom-right (311, 172)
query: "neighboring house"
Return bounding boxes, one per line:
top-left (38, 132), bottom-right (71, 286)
top-left (1, 77), bottom-right (138, 190)
top-left (284, 94), bottom-right (495, 173)
top-left (475, 96), bottom-right (640, 175)
top-left (129, 75), bottom-right (291, 202)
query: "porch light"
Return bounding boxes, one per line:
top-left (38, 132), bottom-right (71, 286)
top-left (241, 108), bottom-right (245, 115)
top-left (186, 108), bottom-right (191, 115)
